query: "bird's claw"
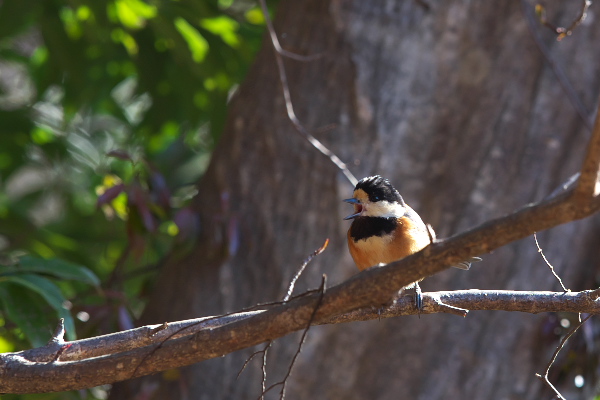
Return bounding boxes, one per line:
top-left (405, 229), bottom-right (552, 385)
top-left (414, 282), bottom-right (423, 316)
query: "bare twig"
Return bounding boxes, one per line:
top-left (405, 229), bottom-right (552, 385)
top-left (535, 314), bottom-right (593, 399)
top-left (48, 319), bottom-right (66, 345)
top-left (428, 295), bottom-right (468, 317)
top-left (521, 0), bottom-right (593, 131)
top-left (260, 276), bottom-right (327, 400)
top-left (533, 232), bottom-right (568, 291)
top-left (258, 2), bottom-right (323, 62)
top-left (48, 319), bottom-right (69, 362)
top-left (237, 341), bottom-right (271, 381)
top-left (258, 0), bottom-right (358, 186)
top-left (260, 342), bottom-right (271, 400)
top-left (149, 322), bottom-right (168, 336)
top-left (535, 0), bottom-right (591, 41)
top-left (284, 238), bottom-right (329, 301)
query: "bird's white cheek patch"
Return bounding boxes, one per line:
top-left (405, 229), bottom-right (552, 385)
top-left (363, 201), bottom-right (405, 218)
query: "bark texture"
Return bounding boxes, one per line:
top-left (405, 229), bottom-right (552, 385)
top-left (111, 1), bottom-right (600, 399)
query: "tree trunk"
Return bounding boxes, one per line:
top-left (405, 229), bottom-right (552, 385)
top-left (110, 1), bottom-right (600, 399)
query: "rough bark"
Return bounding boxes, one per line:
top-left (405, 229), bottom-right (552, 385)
top-left (110, 1), bottom-right (600, 399)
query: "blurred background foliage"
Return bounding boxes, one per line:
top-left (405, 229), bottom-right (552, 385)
top-left (0, 0), bottom-right (267, 397)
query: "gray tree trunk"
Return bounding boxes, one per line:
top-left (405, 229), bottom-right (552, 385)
top-left (111, 1), bottom-right (600, 399)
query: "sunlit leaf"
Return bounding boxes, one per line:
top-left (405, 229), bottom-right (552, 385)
top-left (60, 6), bottom-right (83, 39)
top-left (30, 126), bottom-right (56, 145)
top-left (245, 7), bottom-right (265, 25)
top-left (200, 16), bottom-right (240, 48)
top-left (0, 335), bottom-right (14, 353)
top-left (97, 183), bottom-right (126, 207)
top-left (30, 46), bottom-right (48, 67)
top-left (111, 28), bottom-right (139, 55)
top-left (174, 18), bottom-right (209, 63)
top-left (76, 5), bottom-right (92, 22)
top-left (113, 0), bottom-right (156, 29)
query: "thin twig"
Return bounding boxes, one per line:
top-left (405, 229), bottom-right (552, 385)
top-left (261, 342), bottom-right (271, 400)
top-left (521, 0), bottom-right (593, 132)
top-left (284, 238), bottom-right (329, 301)
top-left (281, 275), bottom-right (326, 399)
top-left (237, 341), bottom-right (271, 381)
top-left (258, 0), bottom-right (358, 186)
top-left (535, 0), bottom-right (591, 41)
top-left (259, 275), bottom-right (327, 400)
top-left (535, 314), bottom-right (592, 399)
top-left (428, 295), bottom-right (468, 317)
top-left (48, 318), bottom-right (66, 344)
top-left (258, 3), bottom-right (323, 62)
top-left (533, 232), bottom-right (568, 291)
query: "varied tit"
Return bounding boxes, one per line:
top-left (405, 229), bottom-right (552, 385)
top-left (343, 175), bottom-right (476, 307)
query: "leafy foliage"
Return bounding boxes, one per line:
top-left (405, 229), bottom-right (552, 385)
top-left (0, 1), bottom-right (267, 397)
top-left (0, 255), bottom-right (99, 346)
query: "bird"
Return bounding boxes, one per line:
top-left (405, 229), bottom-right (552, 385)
top-left (343, 175), bottom-right (476, 308)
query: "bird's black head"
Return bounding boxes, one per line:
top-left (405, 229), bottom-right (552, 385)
top-left (354, 175), bottom-right (404, 204)
top-left (343, 175), bottom-right (406, 220)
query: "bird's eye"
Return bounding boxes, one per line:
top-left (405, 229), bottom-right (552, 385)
top-left (373, 196), bottom-right (379, 201)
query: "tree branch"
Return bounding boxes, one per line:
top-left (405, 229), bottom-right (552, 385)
top-left (322, 289), bottom-right (600, 324)
top-left (534, 0), bottom-right (591, 41)
top-left (2, 288), bottom-right (600, 393)
top-left (2, 94), bottom-right (600, 395)
top-left (575, 99), bottom-right (600, 198)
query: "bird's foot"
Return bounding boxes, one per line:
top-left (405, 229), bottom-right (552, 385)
top-left (404, 282), bottom-right (423, 316)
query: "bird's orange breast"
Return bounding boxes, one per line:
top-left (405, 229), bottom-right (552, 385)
top-left (348, 215), bottom-right (430, 271)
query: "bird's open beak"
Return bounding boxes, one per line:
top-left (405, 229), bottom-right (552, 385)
top-left (343, 198), bottom-right (362, 220)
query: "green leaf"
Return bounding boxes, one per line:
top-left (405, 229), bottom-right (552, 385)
top-left (0, 283), bottom-right (54, 347)
top-left (174, 17), bottom-right (209, 63)
top-left (113, 0), bottom-right (157, 29)
top-left (0, 274), bottom-right (76, 340)
top-left (200, 16), bottom-right (240, 48)
top-left (5, 255), bottom-right (100, 286)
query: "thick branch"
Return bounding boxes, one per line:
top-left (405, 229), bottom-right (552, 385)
top-left (14, 311), bottom-right (264, 363)
top-left (24, 289), bottom-right (600, 366)
top-left (322, 289), bottom-right (600, 323)
top-left (2, 288), bottom-right (600, 393)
